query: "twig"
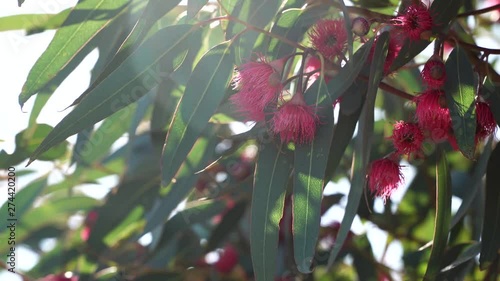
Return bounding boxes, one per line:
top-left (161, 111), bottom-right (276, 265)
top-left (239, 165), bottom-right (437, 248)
top-left (457, 4), bottom-right (500, 17)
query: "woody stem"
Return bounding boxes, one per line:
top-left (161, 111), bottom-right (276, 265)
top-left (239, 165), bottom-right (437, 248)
top-left (457, 4), bottom-right (500, 17)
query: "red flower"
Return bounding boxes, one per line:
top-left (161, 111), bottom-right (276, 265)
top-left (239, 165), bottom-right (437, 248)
top-left (368, 157), bottom-right (404, 201)
top-left (476, 101), bottom-right (497, 140)
top-left (391, 121), bottom-right (424, 156)
top-left (421, 58), bottom-right (446, 89)
top-left (270, 92), bottom-right (319, 144)
top-left (230, 55), bottom-right (285, 121)
top-left (414, 90), bottom-right (451, 142)
top-left (215, 245), bottom-right (239, 273)
top-left (309, 19), bottom-right (348, 61)
top-left (392, 3), bottom-right (434, 41)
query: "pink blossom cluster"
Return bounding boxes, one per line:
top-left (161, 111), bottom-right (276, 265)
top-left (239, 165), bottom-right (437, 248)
top-left (364, 2), bottom-right (496, 202)
top-left (229, 1), bottom-right (497, 202)
top-left (230, 54), bottom-right (321, 144)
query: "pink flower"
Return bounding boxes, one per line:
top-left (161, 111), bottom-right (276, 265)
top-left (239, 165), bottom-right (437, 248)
top-left (392, 3), bottom-right (434, 41)
top-left (421, 57), bottom-right (446, 89)
top-left (391, 121), bottom-right (424, 156)
top-left (368, 157), bottom-right (404, 201)
top-left (476, 101), bottom-right (497, 141)
top-left (414, 90), bottom-right (451, 142)
top-left (309, 19), bottom-right (348, 61)
top-left (270, 92), bottom-right (319, 144)
top-left (230, 55), bottom-right (284, 121)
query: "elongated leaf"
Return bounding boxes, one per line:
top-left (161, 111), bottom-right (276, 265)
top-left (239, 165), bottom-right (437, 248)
top-left (450, 138), bottom-right (492, 228)
top-left (27, 24), bottom-right (197, 165)
top-left (142, 127), bottom-right (218, 236)
top-left (75, 103), bottom-right (138, 166)
top-left (31, 7), bottom-right (139, 129)
top-left (251, 143), bottom-right (291, 281)
top-left (206, 200), bottom-right (248, 251)
top-left (480, 143), bottom-right (500, 269)
top-left (266, 5), bottom-right (329, 59)
top-left (0, 124), bottom-right (68, 169)
top-left (187, 0), bottom-right (208, 19)
top-left (441, 242), bottom-right (481, 272)
top-left (293, 78), bottom-right (334, 273)
top-left (323, 101), bottom-right (362, 182)
top-left (0, 176), bottom-right (47, 234)
top-left (328, 32), bottom-right (389, 268)
top-left (326, 37), bottom-right (374, 109)
top-left (230, 0), bottom-right (281, 64)
top-left (73, 0), bottom-right (182, 106)
top-left (152, 199), bottom-right (226, 252)
top-left (444, 47), bottom-right (477, 159)
top-left (161, 42), bottom-right (233, 186)
top-left (19, 0), bottom-right (132, 106)
top-left (0, 9), bottom-right (70, 32)
top-left (424, 147), bottom-right (451, 280)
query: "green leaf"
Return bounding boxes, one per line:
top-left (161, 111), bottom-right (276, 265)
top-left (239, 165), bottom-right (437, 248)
top-left (18, 0), bottom-right (132, 106)
top-left (87, 132), bottom-right (163, 253)
top-left (75, 103), bottom-right (137, 166)
top-left (251, 143), bottom-right (291, 281)
top-left (444, 47), bottom-right (477, 159)
top-left (74, 0), bottom-right (182, 106)
top-left (161, 42), bottom-right (234, 186)
top-left (441, 242), bottom-right (481, 273)
top-left (424, 147), bottom-right (452, 280)
top-left (187, 0), bottom-right (208, 19)
top-left (265, 8), bottom-right (301, 57)
top-left (229, 0), bottom-right (281, 64)
top-left (0, 176), bottom-right (47, 231)
top-left (0, 124), bottom-right (68, 168)
top-left (293, 78), bottom-right (335, 273)
top-left (480, 142), bottom-right (500, 269)
top-left (142, 127), bottom-right (218, 236)
top-left (450, 138), bottom-right (492, 228)
top-left (0, 9), bottom-right (70, 32)
top-left (27, 24), bottom-right (197, 165)
top-left (323, 93), bottom-right (363, 182)
top-left (326, 37), bottom-right (374, 106)
top-left (328, 31), bottom-right (389, 268)
top-left (152, 199), bottom-right (227, 252)
top-left (265, 5), bottom-right (329, 59)
top-left (29, 8), bottom-right (140, 127)
top-left (206, 200), bottom-right (248, 251)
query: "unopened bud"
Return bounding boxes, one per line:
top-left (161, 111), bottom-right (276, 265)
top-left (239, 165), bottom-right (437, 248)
top-left (351, 17), bottom-right (370, 36)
